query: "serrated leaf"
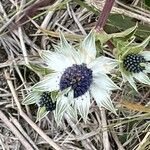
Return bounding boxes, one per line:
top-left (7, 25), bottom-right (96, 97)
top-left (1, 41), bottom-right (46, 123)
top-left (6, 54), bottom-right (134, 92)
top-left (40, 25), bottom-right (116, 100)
top-left (133, 72), bottom-right (150, 85)
top-left (91, 85), bottom-right (117, 115)
top-left (60, 32), bottom-right (75, 55)
top-left (22, 91), bottom-right (41, 105)
top-left (121, 36), bottom-right (150, 58)
top-left (36, 107), bottom-right (49, 122)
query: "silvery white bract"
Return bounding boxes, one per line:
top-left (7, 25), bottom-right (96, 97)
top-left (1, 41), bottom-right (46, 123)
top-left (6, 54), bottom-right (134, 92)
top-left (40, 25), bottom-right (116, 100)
top-left (29, 30), bottom-right (119, 124)
top-left (117, 36), bottom-right (150, 91)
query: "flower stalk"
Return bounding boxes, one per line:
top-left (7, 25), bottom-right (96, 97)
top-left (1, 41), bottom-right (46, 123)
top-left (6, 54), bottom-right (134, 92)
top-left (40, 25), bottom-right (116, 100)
top-left (95, 0), bottom-right (115, 31)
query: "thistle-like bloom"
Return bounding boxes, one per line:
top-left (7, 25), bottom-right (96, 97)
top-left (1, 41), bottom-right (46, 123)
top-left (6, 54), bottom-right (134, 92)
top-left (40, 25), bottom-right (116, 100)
top-left (117, 36), bottom-right (150, 91)
top-left (25, 31), bottom-right (119, 124)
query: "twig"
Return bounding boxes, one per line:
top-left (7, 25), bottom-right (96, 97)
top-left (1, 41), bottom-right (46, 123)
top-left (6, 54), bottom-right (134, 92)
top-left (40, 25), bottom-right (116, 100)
top-left (64, 114), bottom-right (94, 150)
top-left (18, 27), bottom-right (29, 65)
top-left (132, 0), bottom-right (140, 6)
top-left (0, 136), bottom-right (5, 150)
top-left (0, 110), bottom-right (34, 150)
top-left (4, 70), bottom-right (62, 150)
top-left (70, 7), bottom-right (87, 35)
top-left (101, 108), bottom-right (111, 150)
top-left (36, 0), bottom-right (63, 34)
top-left (0, 93), bottom-right (12, 97)
top-left (14, 0), bottom-right (56, 29)
top-left (10, 115), bottom-right (40, 150)
top-left (67, 127), bottom-right (101, 141)
top-left (111, 128), bottom-right (125, 150)
top-left (136, 131), bottom-right (150, 150)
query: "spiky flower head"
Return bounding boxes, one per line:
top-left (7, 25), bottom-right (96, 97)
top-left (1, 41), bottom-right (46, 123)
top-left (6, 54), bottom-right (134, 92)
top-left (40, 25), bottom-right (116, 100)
top-left (38, 92), bottom-right (56, 111)
top-left (23, 30), bottom-right (119, 124)
top-left (116, 35), bottom-right (150, 91)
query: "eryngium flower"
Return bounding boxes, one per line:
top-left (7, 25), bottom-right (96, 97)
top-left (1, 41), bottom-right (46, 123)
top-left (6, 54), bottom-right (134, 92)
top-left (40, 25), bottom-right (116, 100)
top-left (31, 31), bottom-right (119, 124)
top-left (22, 91), bottom-right (57, 120)
top-left (118, 36), bottom-right (150, 91)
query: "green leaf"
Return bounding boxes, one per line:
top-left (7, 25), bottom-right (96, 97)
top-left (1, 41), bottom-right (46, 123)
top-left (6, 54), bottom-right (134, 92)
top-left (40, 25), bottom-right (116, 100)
top-left (108, 14), bottom-right (150, 40)
top-left (95, 30), bottom-right (112, 45)
top-left (134, 36), bottom-right (150, 49)
top-left (111, 24), bottom-right (137, 40)
top-left (121, 36), bottom-right (150, 58)
top-left (22, 91), bottom-right (41, 105)
top-left (36, 107), bottom-right (49, 122)
top-left (145, 0), bottom-right (150, 7)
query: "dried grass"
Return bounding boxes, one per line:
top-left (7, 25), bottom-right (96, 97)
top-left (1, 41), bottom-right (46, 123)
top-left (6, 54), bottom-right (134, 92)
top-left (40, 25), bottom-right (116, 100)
top-left (0, 0), bottom-right (149, 150)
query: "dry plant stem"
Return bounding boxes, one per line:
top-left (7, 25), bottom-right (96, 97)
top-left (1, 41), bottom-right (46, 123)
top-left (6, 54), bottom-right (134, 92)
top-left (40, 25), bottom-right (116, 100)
top-left (18, 27), bottom-right (29, 65)
top-left (116, 1), bottom-right (150, 18)
top-left (132, 0), bottom-right (140, 6)
top-left (136, 131), bottom-right (150, 150)
top-left (0, 137), bottom-right (5, 150)
top-left (64, 114), bottom-right (94, 150)
top-left (70, 7), bottom-right (87, 35)
top-left (101, 108), bottom-right (111, 150)
top-left (111, 128), bottom-right (125, 150)
top-left (95, 0), bottom-right (115, 31)
top-left (14, 0), bottom-right (56, 28)
top-left (4, 71), bottom-right (62, 150)
top-left (36, 0), bottom-right (63, 34)
top-left (0, 110), bottom-right (34, 150)
top-left (67, 127), bottom-right (101, 141)
top-left (10, 115), bottom-right (39, 150)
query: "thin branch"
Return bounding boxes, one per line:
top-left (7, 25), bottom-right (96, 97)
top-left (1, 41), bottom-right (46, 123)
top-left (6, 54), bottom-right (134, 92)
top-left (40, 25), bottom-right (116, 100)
top-left (18, 27), bottom-right (29, 65)
top-left (0, 110), bottom-right (34, 150)
top-left (10, 115), bottom-right (40, 150)
top-left (101, 108), bottom-right (111, 150)
top-left (64, 114), bottom-right (94, 150)
top-left (14, 0), bottom-right (56, 29)
top-left (136, 131), bottom-right (150, 150)
top-left (111, 128), bottom-right (125, 150)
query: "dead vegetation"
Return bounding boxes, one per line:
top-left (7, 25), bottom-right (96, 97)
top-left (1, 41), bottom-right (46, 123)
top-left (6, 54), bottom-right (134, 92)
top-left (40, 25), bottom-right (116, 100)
top-left (0, 0), bottom-right (150, 150)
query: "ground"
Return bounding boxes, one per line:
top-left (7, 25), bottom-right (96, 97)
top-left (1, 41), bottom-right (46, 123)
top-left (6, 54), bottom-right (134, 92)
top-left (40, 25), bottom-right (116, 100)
top-left (0, 0), bottom-right (150, 150)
